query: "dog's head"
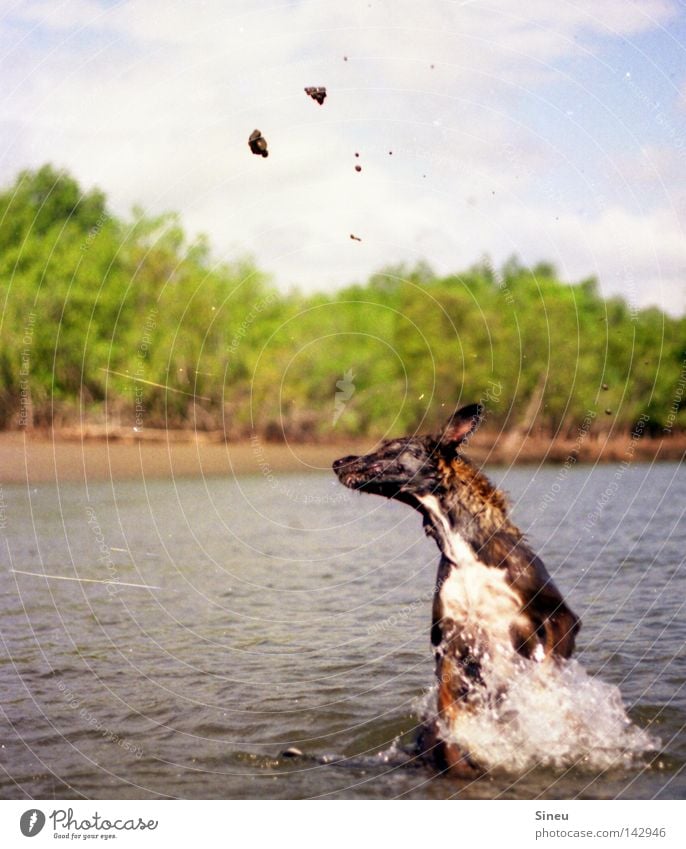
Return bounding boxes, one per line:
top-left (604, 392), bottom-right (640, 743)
top-left (333, 403), bottom-right (515, 554)
top-left (333, 403), bottom-right (482, 500)
top-left (332, 402), bottom-right (508, 529)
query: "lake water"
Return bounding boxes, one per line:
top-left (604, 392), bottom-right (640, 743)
top-left (1, 462), bottom-right (684, 799)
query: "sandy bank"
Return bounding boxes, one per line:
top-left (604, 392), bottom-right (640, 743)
top-left (0, 428), bottom-right (683, 486)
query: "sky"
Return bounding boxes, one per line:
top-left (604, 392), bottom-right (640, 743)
top-left (1, 0), bottom-right (685, 314)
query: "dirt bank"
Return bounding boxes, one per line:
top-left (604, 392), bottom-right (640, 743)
top-left (0, 428), bottom-right (683, 486)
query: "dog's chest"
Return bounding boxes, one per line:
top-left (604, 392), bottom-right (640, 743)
top-left (439, 561), bottom-right (522, 635)
top-left (418, 493), bottom-right (526, 644)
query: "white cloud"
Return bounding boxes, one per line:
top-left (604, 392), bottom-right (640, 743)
top-left (0, 0), bottom-right (683, 313)
top-left (492, 202), bottom-right (686, 313)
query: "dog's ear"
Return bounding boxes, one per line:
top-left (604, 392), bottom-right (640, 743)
top-left (439, 403), bottom-right (484, 449)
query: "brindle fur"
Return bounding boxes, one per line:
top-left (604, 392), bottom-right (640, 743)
top-left (333, 403), bottom-right (580, 778)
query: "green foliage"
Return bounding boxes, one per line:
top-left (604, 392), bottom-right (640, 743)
top-left (1, 165), bottom-right (684, 437)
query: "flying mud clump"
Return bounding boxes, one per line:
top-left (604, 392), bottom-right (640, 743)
top-left (304, 86), bottom-right (327, 105)
top-left (248, 129), bottom-right (269, 158)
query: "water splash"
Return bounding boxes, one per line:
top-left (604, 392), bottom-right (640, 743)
top-left (419, 658), bottom-right (660, 774)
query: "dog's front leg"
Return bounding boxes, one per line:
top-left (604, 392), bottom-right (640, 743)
top-left (428, 649), bottom-right (484, 777)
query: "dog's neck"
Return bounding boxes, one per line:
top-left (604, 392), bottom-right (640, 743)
top-left (417, 494), bottom-right (484, 568)
top-left (417, 457), bottom-right (523, 566)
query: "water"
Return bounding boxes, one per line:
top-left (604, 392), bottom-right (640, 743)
top-left (0, 462), bottom-right (684, 799)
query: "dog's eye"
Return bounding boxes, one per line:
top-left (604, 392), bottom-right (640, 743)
top-left (400, 452), bottom-right (424, 474)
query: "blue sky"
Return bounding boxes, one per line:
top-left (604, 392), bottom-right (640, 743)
top-left (1, 0), bottom-right (685, 313)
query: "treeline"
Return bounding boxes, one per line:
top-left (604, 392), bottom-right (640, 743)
top-left (1, 165), bottom-right (684, 440)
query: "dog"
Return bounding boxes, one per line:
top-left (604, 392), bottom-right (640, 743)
top-left (333, 403), bottom-right (580, 777)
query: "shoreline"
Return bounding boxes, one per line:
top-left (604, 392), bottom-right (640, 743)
top-left (0, 428), bottom-right (683, 485)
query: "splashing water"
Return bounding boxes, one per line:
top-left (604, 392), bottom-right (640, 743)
top-left (419, 658), bottom-right (660, 774)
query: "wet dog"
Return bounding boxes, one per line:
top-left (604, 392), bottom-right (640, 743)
top-left (333, 403), bottom-right (580, 777)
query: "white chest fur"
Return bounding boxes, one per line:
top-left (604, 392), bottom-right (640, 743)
top-left (439, 562), bottom-right (523, 642)
top-left (418, 494), bottom-right (525, 650)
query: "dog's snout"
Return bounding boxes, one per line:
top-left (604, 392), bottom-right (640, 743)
top-left (333, 455), bottom-right (357, 472)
